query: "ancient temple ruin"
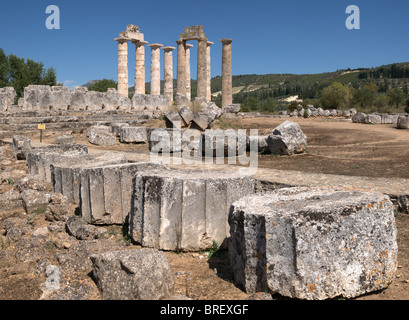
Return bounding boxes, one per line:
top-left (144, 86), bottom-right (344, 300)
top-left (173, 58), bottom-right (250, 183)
top-left (115, 25), bottom-right (233, 106)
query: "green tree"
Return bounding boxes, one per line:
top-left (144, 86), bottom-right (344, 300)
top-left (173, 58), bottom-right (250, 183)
top-left (88, 79), bottom-right (117, 92)
top-left (241, 96), bottom-right (259, 112)
top-left (0, 49), bottom-right (9, 87)
top-left (320, 82), bottom-right (351, 109)
top-left (387, 88), bottom-right (405, 108)
top-left (259, 97), bottom-right (276, 113)
top-left (8, 54), bottom-right (26, 97)
top-left (352, 82), bottom-right (379, 110)
top-left (41, 67), bottom-right (58, 86)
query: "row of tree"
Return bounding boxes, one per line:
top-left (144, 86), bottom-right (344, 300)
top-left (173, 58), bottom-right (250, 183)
top-left (317, 82), bottom-right (406, 111)
top-left (358, 63), bottom-right (409, 80)
top-left (0, 49), bottom-right (58, 98)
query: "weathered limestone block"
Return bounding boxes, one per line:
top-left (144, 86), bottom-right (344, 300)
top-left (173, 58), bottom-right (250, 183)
top-left (364, 114), bottom-right (382, 124)
top-left (66, 216), bottom-right (107, 240)
top-left (54, 135), bottom-right (75, 145)
top-left (223, 104), bottom-right (241, 114)
top-left (397, 115), bottom-right (409, 129)
top-left (87, 91), bottom-right (104, 111)
top-left (381, 114), bottom-right (399, 124)
top-left (87, 125), bottom-right (117, 146)
top-left (79, 162), bottom-right (167, 225)
top-left (323, 109), bottom-right (330, 117)
top-left (119, 126), bottom-right (147, 143)
top-left (191, 113), bottom-right (213, 131)
top-left (50, 86), bottom-right (71, 110)
top-left (90, 248), bottom-right (175, 300)
top-left (12, 135), bottom-right (32, 160)
top-left (103, 88), bottom-right (120, 110)
top-left (317, 108), bottom-right (324, 116)
top-left (118, 96), bottom-right (132, 111)
top-left (21, 189), bottom-right (51, 215)
top-left (111, 123), bottom-right (129, 137)
top-left (51, 152), bottom-right (127, 204)
top-left (26, 144), bottom-right (88, 182)
top-left (352, 112), bottom-right (367, 123)
top-left (266, 121), bottom-right (307, 155)
top-left (0, 87), bottom-right (16, 111)
top-left (164, 111), bottom-right (183, 128)
top-left (174, 93), bottom-right (191, 109)
top-left (70, 87), bottom-right (88, 110)
top-left (131, 94), bottom-right (170, 112)
top-left (129, 169), bottom-right (255, 251)
top-left (199, 101), bottom-right (224, 121)
top-left (229, 187), bottom-right (398, 299)
top-left (179, 106), bottom-right (194, 127)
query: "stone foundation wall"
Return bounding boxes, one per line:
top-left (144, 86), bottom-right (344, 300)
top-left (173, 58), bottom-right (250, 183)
top-left (20, 85), bottom-right (171, 112)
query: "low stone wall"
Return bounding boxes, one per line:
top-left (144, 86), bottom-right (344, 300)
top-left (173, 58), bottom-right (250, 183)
top-left (21, 85), bottom-right (171, 112)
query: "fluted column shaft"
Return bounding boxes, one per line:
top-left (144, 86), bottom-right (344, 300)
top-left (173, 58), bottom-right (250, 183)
top-left (220, 39), bottom-right (233, 107)
top-left (117, 40), bottom-right (128, 97)
top-left (162, 46), bottom-right (175, 101)
top-left (185, 43), bottom-right (193, 100)
top-left (176, 40), bottom-right (187, 97)
top-left (196, 39), bottom-right (208, 100)
top-left (148, 43), bottom-right (163, 95)
top-left (206, 41), bottom-right (214, 101)
top-left (134, 41), bottom-right (148, 95)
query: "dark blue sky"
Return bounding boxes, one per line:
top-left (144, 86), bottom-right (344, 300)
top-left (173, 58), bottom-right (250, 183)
top-left (1, 0), bottom-right (408, 88)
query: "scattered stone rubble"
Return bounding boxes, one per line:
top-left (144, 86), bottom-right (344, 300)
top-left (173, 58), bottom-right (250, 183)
top-left (0, 111), bottom-right (403, 300)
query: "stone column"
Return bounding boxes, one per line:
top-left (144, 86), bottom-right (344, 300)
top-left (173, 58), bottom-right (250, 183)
top-left (206, 41), bottom-right (214, 101)
top-left (176, 40), bottom-right (186, 97)
top-left (220, 39), bottom-right (233, 107)
top-left (134, 41), bottom-right (148, 95)
top-left (116, 39), bottom-right (128, 97)
top-left (185, 43), bottom-right (193, 100)
top-left (162, 46), bottom-right (175, 102)
top-left (148, 43), bottom-right (163, 96)
top-left (196, 39), bottom-right (208, 100)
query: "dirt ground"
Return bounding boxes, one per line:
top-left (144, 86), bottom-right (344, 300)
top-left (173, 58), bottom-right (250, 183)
top-left (1, 116), bottom-right (408, 300)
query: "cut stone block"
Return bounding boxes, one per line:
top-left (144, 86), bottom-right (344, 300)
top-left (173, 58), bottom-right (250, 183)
top-left (90, 248), bottom-right (175, 300)
top-left (21, 190), bottom-right (51, 215)
top-left (163, 111), bottom-right (183, 128)
top-left (87, 125), bottom-right (117, 146)
top-left (364, 114), bottom-right (382, 124)
top-left (223, 104), bottom-right (241, 114)
top-left (397, 115), bottom-right (409, 129)
top-left (119, 127), bottom-right (147, 143)
top-left (178, 106), bottom-right (194, 127)
top-left (12, 135), bottom-right (32, 160)
top-left (54, 135), bottom-right (75, 145)
top-left (79, 162), bottom-right (167, 225)
top-left (266, 120), bottom-right (307, 155)
top-left (129, 169), bottom-right (255, 251)
top-left (50, 152), bottom-right (127, 204)
top-left (228, 187), bottom-right (398, 300)
top-left (26, 144), bottom-right (88, 183)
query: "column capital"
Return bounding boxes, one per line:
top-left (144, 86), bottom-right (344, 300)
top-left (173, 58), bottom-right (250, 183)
top-left (148, 43), bottom-right (163, 49)
top-left (220, 38), bottom-right (232, 45)
top-left (206, 41), bottom-right (214, 46)
top-left (176, 40), bottom-right (186, 45)
top-left (162, 46), bottom-right (176, 52)
top-left (133, 40), bottom-right (148, 46)
top-left (185, 43), bottom-right (194, 49)
top-left (115, 37), bottom-right (128, 44)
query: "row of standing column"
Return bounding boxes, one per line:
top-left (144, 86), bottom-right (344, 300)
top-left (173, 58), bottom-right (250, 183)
top-left (117, 39), bottom-right (232, 107)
